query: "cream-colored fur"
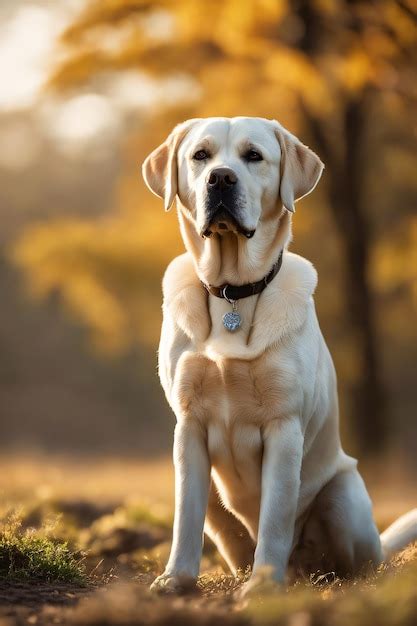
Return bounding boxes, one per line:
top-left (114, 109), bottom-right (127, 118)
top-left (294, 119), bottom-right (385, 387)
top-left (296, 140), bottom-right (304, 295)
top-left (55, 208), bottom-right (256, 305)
top-left (142, 117), bottom-right (416, 595)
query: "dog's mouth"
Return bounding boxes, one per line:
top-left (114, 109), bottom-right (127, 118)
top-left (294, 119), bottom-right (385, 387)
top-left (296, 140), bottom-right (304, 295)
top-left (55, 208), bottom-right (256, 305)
top-left (202, 203), bottom-right (255, 239)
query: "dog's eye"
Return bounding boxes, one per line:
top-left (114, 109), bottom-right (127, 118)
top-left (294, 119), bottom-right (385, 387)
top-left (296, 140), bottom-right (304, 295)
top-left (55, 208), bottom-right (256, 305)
top-left (244, 149), bottom-right (263, 162)
top-left (193, 149), bottom-right (209, 161)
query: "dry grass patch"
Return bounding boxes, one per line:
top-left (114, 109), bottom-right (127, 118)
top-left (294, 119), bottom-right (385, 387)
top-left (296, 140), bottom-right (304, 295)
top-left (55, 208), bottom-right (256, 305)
top-left (244, 544), bottom-right (417, 626)
top-left (0, 513), bottom-right (86, 584)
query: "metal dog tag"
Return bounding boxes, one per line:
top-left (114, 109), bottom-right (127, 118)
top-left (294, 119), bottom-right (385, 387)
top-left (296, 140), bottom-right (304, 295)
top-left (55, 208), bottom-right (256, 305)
top-left (223, 311), bottom-right (241, 332)
top-left (223, 300), bottom-right (241, 332)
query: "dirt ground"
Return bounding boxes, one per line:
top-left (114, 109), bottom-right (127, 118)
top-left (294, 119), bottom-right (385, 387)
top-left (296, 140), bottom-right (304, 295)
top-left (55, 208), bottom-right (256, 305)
top-left (0, 580), bottom-right (90, 625)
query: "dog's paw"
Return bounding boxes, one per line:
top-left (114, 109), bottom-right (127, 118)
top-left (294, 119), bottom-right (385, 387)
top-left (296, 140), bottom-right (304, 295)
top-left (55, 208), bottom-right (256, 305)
top-left (150, 572), bottom-right (197, 594)
top-left (236, 567), bottom-right (282, 601)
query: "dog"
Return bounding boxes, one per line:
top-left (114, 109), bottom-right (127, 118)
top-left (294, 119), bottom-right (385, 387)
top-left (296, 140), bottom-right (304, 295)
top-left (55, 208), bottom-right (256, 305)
top-left (142, 116), bottom-right (417, 595)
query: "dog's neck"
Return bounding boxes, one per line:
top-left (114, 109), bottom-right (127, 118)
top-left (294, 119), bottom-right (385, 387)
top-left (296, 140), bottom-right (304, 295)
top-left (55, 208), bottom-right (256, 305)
top-left (177, 203), bottom-right (292, 286)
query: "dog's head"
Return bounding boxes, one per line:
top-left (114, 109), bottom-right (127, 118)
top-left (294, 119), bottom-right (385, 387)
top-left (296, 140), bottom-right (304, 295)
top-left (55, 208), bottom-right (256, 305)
top-left (143, 117), bottom-right (324, 239)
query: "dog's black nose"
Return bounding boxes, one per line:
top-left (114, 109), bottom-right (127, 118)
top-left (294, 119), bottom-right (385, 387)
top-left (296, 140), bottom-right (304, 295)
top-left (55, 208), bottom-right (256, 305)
top-left (207, 167), bottom-right (237, 189)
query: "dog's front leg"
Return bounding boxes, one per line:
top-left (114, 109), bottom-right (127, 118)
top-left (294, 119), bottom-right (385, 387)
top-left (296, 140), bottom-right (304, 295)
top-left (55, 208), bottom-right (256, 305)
top-left (151, 419), bottom-right (210, 593)
top-left (242, 418), bottom-right (303, 596)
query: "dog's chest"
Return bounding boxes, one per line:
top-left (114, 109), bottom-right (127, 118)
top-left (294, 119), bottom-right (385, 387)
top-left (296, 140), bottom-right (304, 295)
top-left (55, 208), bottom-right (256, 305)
top-left (174, 349), bottom-right (296, 466)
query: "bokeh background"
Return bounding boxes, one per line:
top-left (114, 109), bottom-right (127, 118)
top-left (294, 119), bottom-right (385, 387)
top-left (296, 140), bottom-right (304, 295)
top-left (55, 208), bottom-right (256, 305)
top-left (1, 0), bottom-right (416, 478)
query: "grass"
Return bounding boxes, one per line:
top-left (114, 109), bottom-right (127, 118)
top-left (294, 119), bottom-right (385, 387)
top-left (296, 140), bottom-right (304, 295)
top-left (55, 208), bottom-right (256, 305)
top-left (0, 513), bottom-right (86, 584)
top-left (49, 548), bottom-right (417, 626)
top-left (244, 548), bottom-right (417, 626)
top-left (194, 547), bottom-right (417, 626)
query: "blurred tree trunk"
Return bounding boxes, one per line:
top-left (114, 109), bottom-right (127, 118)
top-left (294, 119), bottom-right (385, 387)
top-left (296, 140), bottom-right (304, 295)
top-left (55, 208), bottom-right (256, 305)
top-left (309, 100), bottom-right (387, 454)
top-left (304, 97), bottom-right (387, 455)
top-left (297, 0), bottom-right (388, 454)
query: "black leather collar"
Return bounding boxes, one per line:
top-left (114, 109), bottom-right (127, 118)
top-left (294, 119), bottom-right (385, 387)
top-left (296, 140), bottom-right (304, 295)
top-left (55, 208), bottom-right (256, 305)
top-left (201, 250), bottom-right (283, 301)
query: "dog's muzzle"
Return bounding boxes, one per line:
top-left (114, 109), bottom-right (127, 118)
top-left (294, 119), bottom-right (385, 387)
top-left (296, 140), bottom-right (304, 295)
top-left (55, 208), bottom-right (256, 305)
top-left (202, 204), bottom-right (255, 239)
top-left (202, 167), bottom-right (255, 239)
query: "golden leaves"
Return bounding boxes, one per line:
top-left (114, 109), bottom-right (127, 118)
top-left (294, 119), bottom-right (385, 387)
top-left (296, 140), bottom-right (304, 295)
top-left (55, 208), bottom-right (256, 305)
top-left (11, 203), bottom-right (183, 353)
top-left (265, 47), bottom-right (333, 116)
top-left (47, 0), bottom-right (417, 112)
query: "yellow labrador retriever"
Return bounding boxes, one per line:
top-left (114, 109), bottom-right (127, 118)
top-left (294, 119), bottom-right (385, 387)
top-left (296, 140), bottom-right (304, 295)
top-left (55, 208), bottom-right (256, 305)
top-left (143, 117), bottom-right (416, 595)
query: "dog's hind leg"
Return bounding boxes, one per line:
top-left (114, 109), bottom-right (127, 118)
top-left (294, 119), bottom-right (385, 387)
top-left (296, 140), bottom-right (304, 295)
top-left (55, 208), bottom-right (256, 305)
top-left (205, 482), bottom-right (255, 575)
top-left (293, 469), bottom-right (382, 579)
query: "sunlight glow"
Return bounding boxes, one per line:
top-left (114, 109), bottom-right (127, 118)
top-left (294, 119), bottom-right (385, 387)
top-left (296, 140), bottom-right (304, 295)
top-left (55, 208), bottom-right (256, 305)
top-left (0, 2), bottom-right (197, 151)
top-left (0, 5), bottom-right (65, 111)
top-left (50, 94), bottom-right (120, 144)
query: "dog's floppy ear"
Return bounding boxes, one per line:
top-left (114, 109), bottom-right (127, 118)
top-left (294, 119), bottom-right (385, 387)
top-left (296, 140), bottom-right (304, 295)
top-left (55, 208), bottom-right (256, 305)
top-left (274, 123), bottom-right (324, 213)
top-left (142, 119), bottom-right (199, 211)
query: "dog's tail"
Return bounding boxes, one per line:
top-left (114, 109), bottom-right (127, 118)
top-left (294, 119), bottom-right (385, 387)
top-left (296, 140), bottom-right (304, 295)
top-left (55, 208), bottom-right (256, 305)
top-left (380, 508), bottom-right (417, 560)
